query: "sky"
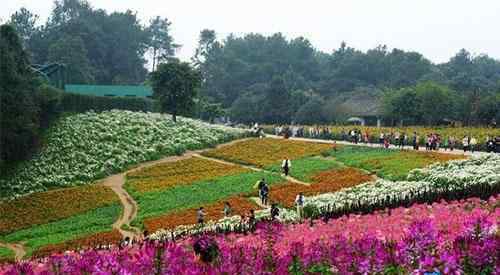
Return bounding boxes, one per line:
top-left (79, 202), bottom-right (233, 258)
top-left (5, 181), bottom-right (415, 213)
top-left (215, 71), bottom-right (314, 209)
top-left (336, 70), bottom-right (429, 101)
top-left (2, 0), bottom-right (500, 64)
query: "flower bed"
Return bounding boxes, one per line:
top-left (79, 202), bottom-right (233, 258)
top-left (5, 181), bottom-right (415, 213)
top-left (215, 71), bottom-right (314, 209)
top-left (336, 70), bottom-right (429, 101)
top-left (0, 185), bottom-right (119, 235)
top-left (306, 153), bottom-right (500, 216)
top-left (264, 156), bottom-right (342, 182)
top-left (201, 138), bottom-right (331, 167)
top-left (144, 196), bottom-right (261, 232)
top-left (331, 145), bottom-right (465, 180)
top-left (128, 171), bottom-right (284, 226)
top-left (32, 230), bottom-right (122, 259)
top-left (1, 204), bottom-right (121, 255)
top-left (269, 168), bottom-right (373, 207)
top-left (0, 110), bottom-right (247, 200)
top-left (127, 157), bottom-right (248, 193)
top-left (2, 196), bottom-right (498, 274)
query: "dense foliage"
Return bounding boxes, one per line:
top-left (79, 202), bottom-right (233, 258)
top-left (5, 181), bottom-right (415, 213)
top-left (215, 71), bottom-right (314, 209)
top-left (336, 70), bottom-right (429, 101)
top-left (193, 30), bottom-right (500, 125)
top-left (8, 1), bottom-right (178, 84)
top-left (0, 110), bottom-right (246, 200)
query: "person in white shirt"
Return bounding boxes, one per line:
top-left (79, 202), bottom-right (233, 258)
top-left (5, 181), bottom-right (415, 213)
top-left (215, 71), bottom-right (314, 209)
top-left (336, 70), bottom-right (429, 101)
top-left (295, 192), bottom-right (305, 221)
top-left (282, 158), bottom-right (292, 176)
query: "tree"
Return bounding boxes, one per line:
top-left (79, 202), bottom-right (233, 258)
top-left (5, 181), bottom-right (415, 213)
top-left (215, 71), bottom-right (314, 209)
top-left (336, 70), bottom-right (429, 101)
top-left (264, 76), bottom-right (292, 124)
top-left (415, 82), bottom-right (454, 125)
top-left (8, 7), bottom-right (39, 45)
top-left (193, 29), bottom-right (216, 66)
top-left (382, 87), bottom-right (421, 125)
top-left (293, 96), bottom-right (328, 124)
top-left (48, 35), bottom-right (94, 83)
top-left (147, 16), bottom-right (179, 72)
top-left (0, 24), bottom-right (40, 168)
top-left (151, 60), bottom-right (201, 122)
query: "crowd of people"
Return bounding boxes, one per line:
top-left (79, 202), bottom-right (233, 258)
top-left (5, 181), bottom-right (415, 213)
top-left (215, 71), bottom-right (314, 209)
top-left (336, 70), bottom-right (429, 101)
top-left (271, 125), bottom-right (500, 153)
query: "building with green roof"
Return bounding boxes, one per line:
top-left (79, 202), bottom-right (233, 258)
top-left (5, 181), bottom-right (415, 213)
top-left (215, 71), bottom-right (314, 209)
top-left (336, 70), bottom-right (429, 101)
top-left (64, 84), bottom-right (153, 98)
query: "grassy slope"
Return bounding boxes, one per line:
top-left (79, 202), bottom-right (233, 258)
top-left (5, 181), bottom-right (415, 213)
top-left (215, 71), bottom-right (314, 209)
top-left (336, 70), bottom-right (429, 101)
top-left (1, 203), bottom-right (120, 256)
top-left (128, 171), bottom-right (284, 227)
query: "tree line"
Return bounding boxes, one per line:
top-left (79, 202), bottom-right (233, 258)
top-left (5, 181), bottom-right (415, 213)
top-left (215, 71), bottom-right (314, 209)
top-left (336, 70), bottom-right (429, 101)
top-left (193, 32), bottom-right (500, 126)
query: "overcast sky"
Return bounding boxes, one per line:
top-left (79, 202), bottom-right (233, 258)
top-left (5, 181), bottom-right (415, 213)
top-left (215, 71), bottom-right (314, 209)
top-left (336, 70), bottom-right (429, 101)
top-left (2, 0), bottom-right (500, 63)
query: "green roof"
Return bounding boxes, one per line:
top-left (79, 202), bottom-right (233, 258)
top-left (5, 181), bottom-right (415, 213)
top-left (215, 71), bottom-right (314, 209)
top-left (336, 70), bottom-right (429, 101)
top-left (64, 84), bottom-right (153, 97)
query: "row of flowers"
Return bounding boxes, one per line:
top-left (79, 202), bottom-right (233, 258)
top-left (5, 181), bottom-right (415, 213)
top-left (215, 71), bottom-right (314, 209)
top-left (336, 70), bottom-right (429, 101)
top-left (0, 185), bottom-right (119, 235)
top-left (148, 153), bottom-right (499, 239)
top-left (201, 138), bottom-right (331, 168)
top-left (127, 157), bottom-right (247, 194)
top-left (0, 110), bottom-right (247, 200)
top-left (2, 195), bottom-right (498, 274)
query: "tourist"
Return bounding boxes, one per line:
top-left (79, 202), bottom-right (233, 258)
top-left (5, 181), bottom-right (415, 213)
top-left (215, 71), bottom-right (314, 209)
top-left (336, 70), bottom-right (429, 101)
top-left (402, 133), bottom-right (408, 149)
top-left (295, 192), bottom-right (305, 221)
top-left (282, 158), bottom-right (292, 176)
top-left (449, 136), bottom-right (455, 151)
top-left (363, 131), bottom-right (369, 143)
top-left (462, 136), bottom-right (469, 152)
top-left (443, 136), bottom-right (449, 151)
top-left (260, 183), bottom-right (269, 206)
top-left (197, 207), bottom-right (206, 225)
top-left (270, 203), bottom-right (280, 220)
top-left (412, 132), bottom-right (419, 150)
top-left (248, 209), bottom-right (256, 231)
top-left (379, 133), bottom-right (385, 147)
top-left (384, 137), bottom-right (390, 149)
top-left (257, 178), bottom-right (266, 203)
top-left (486, 136), bottom-right (495, 152)
top-left (223, 202), bottom-right (232, 217)
top-left (394, 132), bottom-right (400, 148)
top-left (469, 136), bottom-right (477, 153)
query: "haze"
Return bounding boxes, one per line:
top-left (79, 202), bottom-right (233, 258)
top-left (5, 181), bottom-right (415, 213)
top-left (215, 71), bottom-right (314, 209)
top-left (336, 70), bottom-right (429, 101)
top-left (3, 0), bottom-right (500, 63)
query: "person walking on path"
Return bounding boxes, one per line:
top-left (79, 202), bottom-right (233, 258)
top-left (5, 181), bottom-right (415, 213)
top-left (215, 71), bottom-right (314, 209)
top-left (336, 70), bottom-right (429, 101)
top-left (295, 192), bottom-right (305, 221)
top-left (282, 158), bottom-right (292, 176)
top-left (223, 202), bottom-right (232, 217)
top-left (197, 207), bottom-right (206, 225)
top-left (462, 136), bottom-right (469, 152)
top-left (257, 178), bottom-right (266, 204)
top-left (260, 183), bottom-right (269, 206)
top-left (412, 132), bottom-right (419, 150)
top-left (470, 136), bottom-right (477, 153)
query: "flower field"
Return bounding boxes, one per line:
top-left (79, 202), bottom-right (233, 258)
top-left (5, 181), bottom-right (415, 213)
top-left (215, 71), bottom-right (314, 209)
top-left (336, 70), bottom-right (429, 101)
top-left (128, 171), bottom-right (284, 226)
top-left (265, 156), bottom-right (342, 182)
top-left (306, 153), bottom-right (500, 216)
top-left (143, 196), bottom-right (260, 232)
top-left (1, 203), bottom-right (121, 256)
top-left (268, 168), bottom-right (374, 207)
top-left (201, 138), bottom-right (331, 167)
top-left (0, 185), bottom-right (119, 235)
top-left (2, 196), bottom-right (498, 274)
top-left (127, 157), bottom-right (248, 193)
top-left (331, 145), bottom-right (465, 180)
top-left (0, 110), bottom-right (246, 200)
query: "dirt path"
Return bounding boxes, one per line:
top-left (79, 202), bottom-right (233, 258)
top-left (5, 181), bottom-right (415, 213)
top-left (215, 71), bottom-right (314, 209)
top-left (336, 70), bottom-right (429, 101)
top-left (267, 134), bottom-right (474, 156)
top-left (0, 242), bottom-right (26, 261)
top-left (249, 197), bottom-right (270, 209)
top-left (193, 153), bottom-right (311, 186)
top-left (98, 138), bottom-right (256, 240)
